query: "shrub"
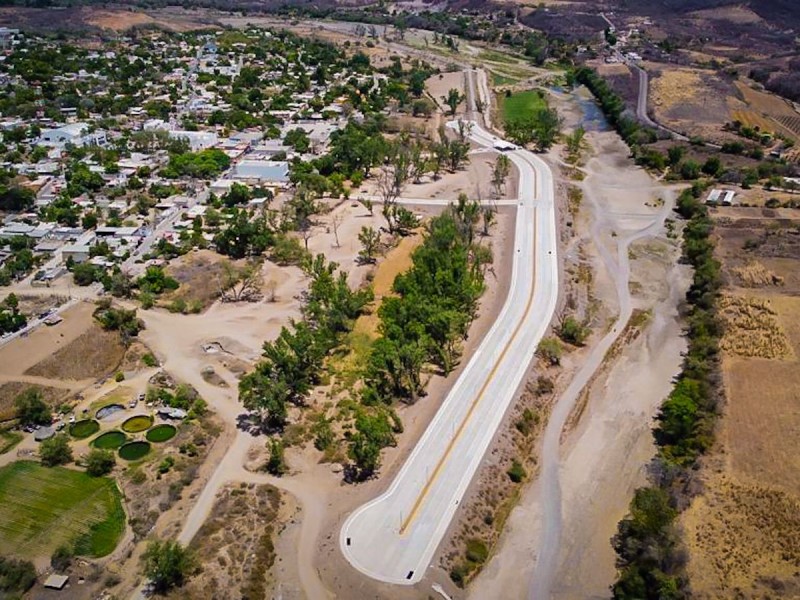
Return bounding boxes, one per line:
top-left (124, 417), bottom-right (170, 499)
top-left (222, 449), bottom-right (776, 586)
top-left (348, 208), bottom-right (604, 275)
top-left (0, 556), bottom-right (36, 596)
top-left (558, 316), bottom-right (589, 346)
top-left (51, 544), bottom-right (73, 571)
top-left (507, 459), bottom-right (526, 483)
top-left (465, 538), bottom-right (489, 564)
top-left (141, 539), bottom-right (196, 594)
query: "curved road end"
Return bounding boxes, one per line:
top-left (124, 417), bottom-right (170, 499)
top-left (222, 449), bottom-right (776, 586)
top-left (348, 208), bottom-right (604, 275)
top-left (339, 122), bottom-right (559, 585)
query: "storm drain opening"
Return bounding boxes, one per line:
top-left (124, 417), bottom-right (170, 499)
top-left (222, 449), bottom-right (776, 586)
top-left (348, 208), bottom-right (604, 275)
top-left (406, 571), bottom-right (414, 580)
top-left (346, 538), bottom-right (351, 546)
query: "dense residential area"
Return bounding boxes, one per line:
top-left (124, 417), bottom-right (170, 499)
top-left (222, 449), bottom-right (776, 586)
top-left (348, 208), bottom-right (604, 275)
top-left (0, 1), bottom-right (799, 599)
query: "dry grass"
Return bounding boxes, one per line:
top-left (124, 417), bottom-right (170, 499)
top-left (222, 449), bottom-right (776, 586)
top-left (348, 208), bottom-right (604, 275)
top-left (176, 483), bottom-right (282, 600)
top-left (0, 382), bottom-right (68, 421)
top-left (718, 294), bottom-right (792, 359)
top-left (164, 250), bottom-right (234, 312)
top-left (650, 67), bottom-right (734, 140)
top-left (25, 325), bottom-right (125, 381)
top-left (683, 474), bottom-right (800, 598)
top-left (351, 232), bottom-right (422, 340)
top-left (731, 260), bottom-right (784, 288)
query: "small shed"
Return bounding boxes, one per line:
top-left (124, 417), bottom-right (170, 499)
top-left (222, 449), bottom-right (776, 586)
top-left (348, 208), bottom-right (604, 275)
top-left (43, 574), bottom-right (69, 590)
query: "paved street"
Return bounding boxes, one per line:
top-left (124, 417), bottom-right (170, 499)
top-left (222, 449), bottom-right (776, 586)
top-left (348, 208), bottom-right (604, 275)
top-left (339, 122), bottom-right (559, 585)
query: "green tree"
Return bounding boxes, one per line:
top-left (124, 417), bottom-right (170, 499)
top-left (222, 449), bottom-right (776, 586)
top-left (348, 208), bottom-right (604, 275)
top-left (265, 438), bottom-right (287, 476)
top-left (15, 387), bottom-right (51, 427)
top-left (443, 88), bottom-right (464, 117)
top-left (40, 434), bottom-right (73, 467)
top-left (348, 409), bottom-right (396, 479)
top-left (357, 226), bottom-right (381, 264)
top-left (85, 448), bottom-right (116, 477)
top-left (141, 539), bottom-right (196, 594)
top-left (492, 154), bottom-right (511, 198)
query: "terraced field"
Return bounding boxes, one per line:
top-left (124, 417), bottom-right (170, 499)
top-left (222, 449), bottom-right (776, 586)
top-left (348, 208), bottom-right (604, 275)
top-left (0, 461), bottom-right (125, 560)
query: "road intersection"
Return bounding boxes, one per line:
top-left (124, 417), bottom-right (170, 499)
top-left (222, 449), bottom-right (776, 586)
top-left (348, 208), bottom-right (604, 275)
top-left (339, 121), bottom-right (558, 585)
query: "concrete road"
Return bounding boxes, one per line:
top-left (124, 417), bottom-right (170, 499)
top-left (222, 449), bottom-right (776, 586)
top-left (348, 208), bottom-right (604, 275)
top-left (339, 122), bottom-right (559, 585)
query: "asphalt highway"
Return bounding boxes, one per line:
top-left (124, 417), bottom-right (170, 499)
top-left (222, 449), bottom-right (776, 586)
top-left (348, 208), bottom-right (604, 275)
top-left (339, 121), bottom-right (559, 585)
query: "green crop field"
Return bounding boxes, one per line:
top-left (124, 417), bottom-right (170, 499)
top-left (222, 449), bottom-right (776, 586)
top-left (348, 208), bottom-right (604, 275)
top-left (0, 461), bottom-right (125, 560)
top-left (500, 89), bottom-right (548, 122)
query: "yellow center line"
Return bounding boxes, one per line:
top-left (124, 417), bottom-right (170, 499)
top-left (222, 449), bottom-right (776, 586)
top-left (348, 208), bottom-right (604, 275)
top-left (399, 158), bottom-right (540, 535)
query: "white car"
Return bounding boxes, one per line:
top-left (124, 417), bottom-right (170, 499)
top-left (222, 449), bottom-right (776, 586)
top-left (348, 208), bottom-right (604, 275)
top-left (69, 414), bottom-right (76, 424)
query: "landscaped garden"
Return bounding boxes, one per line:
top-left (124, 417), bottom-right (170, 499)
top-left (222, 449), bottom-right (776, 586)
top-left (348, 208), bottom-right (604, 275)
top-left (121, 414), bottom-right (153, 433)
top-left (69, 419), bottom-right (100, 439)
top-left (145, 424), bottom-right (176, 443)
top-left (92, 430), bottom-right (127, 449)
top-left (0, 461), bottom-right (125, 560)
top-left (118, 441), bottom-right (151, 461)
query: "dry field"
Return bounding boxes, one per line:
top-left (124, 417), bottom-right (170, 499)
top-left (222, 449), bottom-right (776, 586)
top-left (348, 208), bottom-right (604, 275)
top-left (718, 294), bottom-right (793, 359)
top-left (730, 80), bottom-right (800, 147)
top-left (684, 211), bottom-right (800, 597)
top-left (649, 66), bottom-right (735, 141)
top-left (25, 325), bottom-right (125, 381)
top-left (683, 474), bottom-right (800, 598)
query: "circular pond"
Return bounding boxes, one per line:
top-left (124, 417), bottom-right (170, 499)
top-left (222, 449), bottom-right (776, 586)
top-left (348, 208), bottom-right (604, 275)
top-left (92, 431), bottom-right (127, 450)
top-left (69, 419), bottom-right (99, 439)
top-left (145, 424), bottom-right (176, 443)
top-left (118, 441), bottom-right (151, 461)
top-left (121, 415), bottom-right (153, 433)
top-left (96, 404), bottom-right (125, 420)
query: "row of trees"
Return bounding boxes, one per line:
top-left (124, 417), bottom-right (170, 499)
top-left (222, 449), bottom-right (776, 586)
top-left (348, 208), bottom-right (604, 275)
top-left (350, 199), bottom-right (493, 478)
top-left (612, 184), bottom-right (721, 599)
top-left (573, 67), bottom-right (653, 145)
top-left (238, 256), bottom-right (373, 430)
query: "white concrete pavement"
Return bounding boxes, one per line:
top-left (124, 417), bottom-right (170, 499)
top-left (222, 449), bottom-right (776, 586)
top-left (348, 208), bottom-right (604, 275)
top-left (339, 121), bottom-right (559, 585)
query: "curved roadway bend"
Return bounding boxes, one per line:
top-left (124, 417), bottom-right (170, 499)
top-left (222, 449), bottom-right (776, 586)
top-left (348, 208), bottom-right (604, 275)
top-left (339, 122), bottom-right (559, 585)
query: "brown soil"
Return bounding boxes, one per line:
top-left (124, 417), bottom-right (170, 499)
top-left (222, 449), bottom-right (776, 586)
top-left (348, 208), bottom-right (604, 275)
top-left (0, 302), bottom-right (95, 377)
top-left (174, 483), bottom-right (283, 600)
top-left (25, 325), bottom-right (126, 381)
